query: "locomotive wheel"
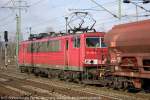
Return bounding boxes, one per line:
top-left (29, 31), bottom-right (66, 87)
top-left (34, 73), bottom-right (39, 77)
top-left (73, 79), bottom-right (80, 83)
top-left (113, 79), bottom-right (121, 90)
top-left (123, 81), bottom-right (129, 91)
top-left (112, 81), bottom-right (117, 90)
top-left (58, 74), bottom-right (65, 80)
top-left (118, 81), bottom-right (123, 89)
top-left (48, 73), bottom-right (53, 79)
top-left (19, 66), bottom-right (25, 73)
top-left (27, 67), bottom-right (32, 74)
top-left (33, 68), bottom-right (40, 76)
top-left (107, 82), bottom-right (113, 88)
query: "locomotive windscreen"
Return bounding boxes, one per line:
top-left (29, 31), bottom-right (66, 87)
top-left (86, 37), bottom-right (106, 48)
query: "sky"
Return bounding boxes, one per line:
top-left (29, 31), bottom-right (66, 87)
top-left (0, 0), bottom-right (150, 41)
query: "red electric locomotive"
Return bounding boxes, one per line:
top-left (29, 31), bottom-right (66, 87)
top-left (19, 31), bottom-right (107, 81)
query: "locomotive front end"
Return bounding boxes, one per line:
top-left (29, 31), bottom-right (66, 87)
top-left (84, 36), bottom-right (107, 66)
top-left (81, 33), bottom-right (108, 79)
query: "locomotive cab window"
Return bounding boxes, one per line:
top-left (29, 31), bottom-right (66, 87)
top-left (66, 40), bottom-right (68, 50)
top-left (86, 37), bottom-right (100, 48)
top-left (86, 37), bottom-right (106, 48)
top-left (73, 37), bottom-right (80, 48)
top-left (101, 38), bottom-right (107, 48)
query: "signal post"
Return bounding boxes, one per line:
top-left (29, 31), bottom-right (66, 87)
top-left (4, 31), bottom-right (8, 69)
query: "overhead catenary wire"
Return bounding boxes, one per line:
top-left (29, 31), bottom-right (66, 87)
top-left (28, 2), bottom-right (150, 34)
top-left (0, 12), bottom-right (14, 22)
top-left (29, 0), bottom-right (117, 28)
top-left (131, 2), bottom-right (150, 13)
top-left (31, 0), bottom-right (119, 33)
top-left (29, 0), bottom-right (44, 7)
top-left (31, 16), bottom-right (64, 28)
top-left (1, 0), bottom-right (148, 37)
top-left (11, 0), bottom-right (15, 6)
top-left (0, 18), bottom-right (15, 27)
top-left (95, 13), bottom-right (149, 28)
top-left (94, 1), bottom-right (150, 25)
top-left (124, 10), bottom-right (150, 17)
top-left (68, 8), bottom-right (104, 12)
top-left (0, 0), bottom-right (12, 7)
top-left (69, 0), bottom-right (117, 12)
top-left (94, 9), bottom-right (150, 32)
top-left (90, 0), bottom-right (119, 19)
top-left (27, 0), bottom-right (73, 31)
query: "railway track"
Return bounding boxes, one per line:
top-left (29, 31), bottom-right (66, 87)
top-left (0, 66), bottom-right (150, 100)
top-left (0, 72), bottom-right (112, 100)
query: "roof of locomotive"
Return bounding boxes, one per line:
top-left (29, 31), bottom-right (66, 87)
top-left (21, 32), bottom-right (105, 44)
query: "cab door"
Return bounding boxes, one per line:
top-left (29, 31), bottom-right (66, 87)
top-left (65, 39), bottom-right (69, 66)
top-left (68, 36), bottom-right (81, 69)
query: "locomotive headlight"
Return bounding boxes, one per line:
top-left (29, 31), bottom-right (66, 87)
top-left (115, 66), bottom-right (119, 71)
top-left (90, 60), bottom-right (94, 64)
top-left (117, 56), bottom-right (121, 63)
top-left (84, 59), bottom-right (98, 64)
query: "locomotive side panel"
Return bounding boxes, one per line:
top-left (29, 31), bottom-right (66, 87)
top-left (19, 38), bottom-right (65, 69)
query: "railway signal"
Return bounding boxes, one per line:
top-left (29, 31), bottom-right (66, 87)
top-left (123, 0), bottom-right (131, 3)
top-left (1, 0), bottom-right (29, 68)
top-left (4, 31), bottom-right (8, 68)
top-left (4, 31), bottom-right (8, 42)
